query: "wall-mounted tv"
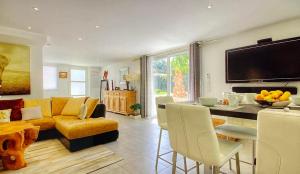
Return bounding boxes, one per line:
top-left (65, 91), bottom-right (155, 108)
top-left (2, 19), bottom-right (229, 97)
top-left (226, 37), bottom-right (300, 83)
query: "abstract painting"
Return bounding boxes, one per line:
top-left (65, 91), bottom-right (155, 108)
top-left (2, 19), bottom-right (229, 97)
top-left (0, 42), bottom-right (30, 95)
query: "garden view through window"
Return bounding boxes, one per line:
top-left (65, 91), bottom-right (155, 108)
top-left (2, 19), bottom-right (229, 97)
top-left (152, 52), bottom-right (189, 102)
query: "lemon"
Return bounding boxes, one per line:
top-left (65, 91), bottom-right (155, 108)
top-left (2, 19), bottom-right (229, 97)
top-left (261, 90), bottom-right (269, 96)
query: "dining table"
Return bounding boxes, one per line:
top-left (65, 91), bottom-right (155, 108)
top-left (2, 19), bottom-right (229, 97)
top-left (158, 103), bottom-right (263, 120)
top-left (157, 102), bottom-right (297, 173)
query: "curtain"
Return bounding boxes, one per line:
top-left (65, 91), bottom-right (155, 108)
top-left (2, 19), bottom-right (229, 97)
top-left (189, 42), bottom-right (201, 101)
top-left (140, 55), bottom-right (149, 118)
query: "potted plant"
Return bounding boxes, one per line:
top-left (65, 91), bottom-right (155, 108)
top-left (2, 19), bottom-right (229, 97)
top-left (130, 103), bottom-right (142, 116)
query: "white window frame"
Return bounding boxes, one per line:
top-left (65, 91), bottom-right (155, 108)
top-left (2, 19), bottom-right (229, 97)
top-left (70, 68), bottom-right (87, 97)
top-left (43, 65), bottom-right (58, 90)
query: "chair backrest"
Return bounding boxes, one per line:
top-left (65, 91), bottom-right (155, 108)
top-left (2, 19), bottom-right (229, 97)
top-left (256, 109), bottom-right (300, 174)
top-left (155, 96), bottom-right (174, 128)
top-left (166, 104), bottom-right (221, 165)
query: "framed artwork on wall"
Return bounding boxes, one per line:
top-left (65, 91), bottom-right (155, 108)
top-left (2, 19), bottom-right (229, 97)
top-left (119, 67), bottom-right (129, 85)
top-left (59, 72), bottom-right (68, 78)
top-left (0, 42), bottom-right (30, 95)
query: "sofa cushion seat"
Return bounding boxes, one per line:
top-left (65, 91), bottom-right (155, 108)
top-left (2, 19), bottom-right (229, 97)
top-left (25, 117), bottom-right (56, 131)
top-left (53, 116), bottom-right (118, 140)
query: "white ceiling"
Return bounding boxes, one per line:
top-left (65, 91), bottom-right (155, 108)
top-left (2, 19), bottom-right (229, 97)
top-left (0, 0), bottom-right (299, 66)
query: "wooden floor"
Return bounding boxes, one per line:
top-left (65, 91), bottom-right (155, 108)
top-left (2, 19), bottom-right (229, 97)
top-left (0, 139), bottom-right (123, 174)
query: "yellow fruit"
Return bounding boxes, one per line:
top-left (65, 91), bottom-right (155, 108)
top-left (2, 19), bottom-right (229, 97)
top-left (276, 90), bottom-right (283, 96)
top-left (283, 91), bottom-right (291, 97)
top-left (269, 91), bottom-right (276, 94)
top-left (261, 90), bottom-right (269, 96)
top-left (264, 95), bottom-right (273, 101)
top-left (271, 93), bottom-right (280, 99)
top-left (256, 94), bottom-right (264, 100)
top-left (279, 93), bottom-right (290, 101)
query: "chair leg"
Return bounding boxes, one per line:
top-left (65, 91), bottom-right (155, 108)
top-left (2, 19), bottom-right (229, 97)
top-left (213, 166), bottom-right (220, 174)
top-left (196, 162), bottom-right (200, 174)
top-left (235, 153), bottom-right (241, 174)
top-left (155, 128), bottom-right (163, 171)
top-left (183, 157), bottom-right (188, 174)
top-left (252, 140), bottom-right (256, 174)
top-left (172, 151), bottom-right (177, 174)
top-left (227, 136), bottom-right (232, 170)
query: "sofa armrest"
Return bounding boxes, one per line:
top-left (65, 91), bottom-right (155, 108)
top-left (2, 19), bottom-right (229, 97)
top-left (91, 104), bottom-right (106, 118)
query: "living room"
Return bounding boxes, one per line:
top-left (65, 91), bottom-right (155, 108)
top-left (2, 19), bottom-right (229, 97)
top-left (1, 0), bottom-right (300, 174)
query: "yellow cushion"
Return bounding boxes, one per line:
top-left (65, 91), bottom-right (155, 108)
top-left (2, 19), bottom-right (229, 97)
top-left (61, 97), bottom-right (86, 116)
top-left (25, 117), bottom-right (55, 131)
top-left (24, 99), bottom-right (52, 117)
top-left (53, 115), bottom-right (118, 139)
top-left (85, 98), bottom-right (99, 118)
top-left (51, 97), bottom-right (70, 116)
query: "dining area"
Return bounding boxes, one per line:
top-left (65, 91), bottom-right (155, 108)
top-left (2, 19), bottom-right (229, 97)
top-left (154, 88), bottom-right (300, 174)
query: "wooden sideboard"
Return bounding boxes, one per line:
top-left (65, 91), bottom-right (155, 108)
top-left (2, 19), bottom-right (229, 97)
top-left (104, 90), bottom-right (136, 116)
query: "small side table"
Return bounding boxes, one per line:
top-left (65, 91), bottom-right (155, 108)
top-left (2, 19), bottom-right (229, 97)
top-left (0, 122), bottom-right (39, 170)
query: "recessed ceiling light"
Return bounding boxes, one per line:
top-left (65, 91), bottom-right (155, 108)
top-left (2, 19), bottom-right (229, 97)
top-left (27, 26), bottom-right (32, 30)
top-left (95, 25), bottom-right (100, 28)
top-left (33, 7), bottom-right (39, 11)
top-left (208, 0), bottom-right (212, 8)
top-left (78, 37), bottom-right (83, 41)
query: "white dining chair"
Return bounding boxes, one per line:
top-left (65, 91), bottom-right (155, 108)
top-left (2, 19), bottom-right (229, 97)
top-left (155, 96), bottom-right (190, 173)
top-left (256, 109), bottom-right (300, 174)
top-left (166, 103), bottom-right (243, 174)
top-left (215, 124), bottom-right (257, 173)
top-left (215, 93), bottom-right (257, 174)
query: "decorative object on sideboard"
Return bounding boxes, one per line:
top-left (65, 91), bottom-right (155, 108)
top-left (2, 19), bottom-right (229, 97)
top-left (115, 87), bottom-right (120, 90)
top-left (111, 80), bottom-right (114, 90)
top-left (0, 42), bottom-right (30, 95)
top-left (119, 67), bottom-right (129, 85)
top-left (124, 73), bottom-right (139, 90)
top-left (103, 70), bottom-right (108, 80)
top-left (59, 72), bottom-right (68, 78)
top-left (99, 80), bottom-right (109, 103)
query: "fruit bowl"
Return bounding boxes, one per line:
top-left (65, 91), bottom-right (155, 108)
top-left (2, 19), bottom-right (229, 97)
top-left (255, 99), bottom-right (291, 108)
top-left (255, 99), bottom-right (274, 106)
top-left (255, 90), bottom-right (291, 108)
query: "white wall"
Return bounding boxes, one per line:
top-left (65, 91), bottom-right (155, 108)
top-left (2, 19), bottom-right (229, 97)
top-left (0, 26), bottom-right (46, 99)
top-left (201, 18), bottom-right (300, 99)
top-left (43, 63), bottom-right (101, 98)
top-left (101, 59), bottom-right (141, 102)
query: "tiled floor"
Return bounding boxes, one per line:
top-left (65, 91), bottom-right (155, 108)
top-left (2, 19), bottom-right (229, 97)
top-left (99, 112), bottom-right (254, 174)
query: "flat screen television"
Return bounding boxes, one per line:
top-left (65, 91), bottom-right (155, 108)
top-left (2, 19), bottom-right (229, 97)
top-left (226, 36), bottom-right (300, 83)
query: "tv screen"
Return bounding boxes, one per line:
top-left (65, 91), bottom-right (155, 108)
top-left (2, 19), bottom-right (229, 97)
top-left (226, 37), bottom-right (300, 83)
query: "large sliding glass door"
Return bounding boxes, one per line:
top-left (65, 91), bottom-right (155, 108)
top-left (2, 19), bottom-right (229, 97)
top-left (151, 52), bottom-right (189, 102)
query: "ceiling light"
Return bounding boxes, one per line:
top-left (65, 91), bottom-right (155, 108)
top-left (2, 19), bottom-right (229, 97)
top-left (78, 37), bottom-right (83, 41)
top-left (95, 25), bottom-right (100, 28)
top-left (33, 7), bottom-right (39, 11)
top-left (27, 26), bottom-right (32, 30)
top-left (208, 0), bottom-right (212, 8)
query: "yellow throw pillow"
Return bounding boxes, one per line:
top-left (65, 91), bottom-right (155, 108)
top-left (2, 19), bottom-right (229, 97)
top-left (85, 98), bottom-right (100, 118)
top-left (61, 97), bottom-right (86, 116)
top-left (24, 99), bottom-right (52, 117)
top-left (51, 97), bottom-right (70, 116)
